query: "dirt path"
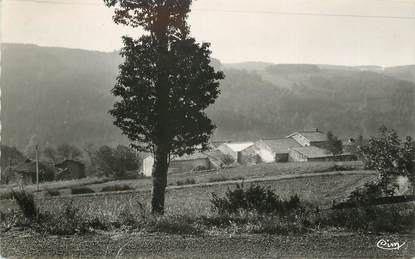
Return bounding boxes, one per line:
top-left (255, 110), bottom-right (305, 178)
top-left (1, 231), bottom-right (413, 258)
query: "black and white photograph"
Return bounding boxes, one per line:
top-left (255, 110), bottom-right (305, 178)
top-left (0, 0), bottom-right (414, 258)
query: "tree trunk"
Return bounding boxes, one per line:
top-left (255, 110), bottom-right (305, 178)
top-left (151, 145), bottom-right (169, 215)
top-left (151, 4), bottom-right (171, 215)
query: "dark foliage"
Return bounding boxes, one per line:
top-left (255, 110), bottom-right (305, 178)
top-left (11, 190), bottom-right (38, 221)
top-left (70, 187), bottom-right (95, 195)
top-left (100, 185), bottom-right (132, 192)
top-left (221, 154), bottom-right (235, 166)
top-left (176, 178), bottom-right (196, 186)
top-left (45, 188), bottom-right (60, 197)
top-left (348, 181), bottom-right (383, 204)
top-left (320, 204), bottom-right (415, 233)
top-left (326, 131), bottom-right (343, 158)
top-left (210, 183), bottom-right (302, 215)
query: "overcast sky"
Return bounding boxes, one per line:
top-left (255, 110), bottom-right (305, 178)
top-left (2, 0), bottom-right (415, 66)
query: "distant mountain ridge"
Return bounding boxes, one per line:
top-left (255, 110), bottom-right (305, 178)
top-left (1, 43), bottom-right (414, 149)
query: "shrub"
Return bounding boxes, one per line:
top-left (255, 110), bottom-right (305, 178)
top-left (11, 190), bottom-right (38, 222)
top-left (37, 202), bottom-right (109, 235)
top-left (210, 183), bottom-right (302, 215)
top-left (332, 181), bottom-right (383, 209)
top-left (100, 185), bottom-right (132, 193)
top-left (319, 204), bottom-right (415, 233)
top-left (176, 178), bottom-right (196, 186)
top-left (348, 181), bottom-right (383, 204)
top-left (208, 176), bottom-right (244, 183)
top-left (45, 188), bottom-right (60, 196)
top-left (221, 155), bottom-right (235, 166)
top-left (70, 187), bottom-right (95, 195)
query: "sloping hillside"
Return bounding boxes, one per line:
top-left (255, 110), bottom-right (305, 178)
top-left (1, 43), bottom-right (414, 148)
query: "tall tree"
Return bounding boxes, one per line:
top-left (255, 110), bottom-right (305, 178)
top-left (104, 0), bottom-right (224, 214)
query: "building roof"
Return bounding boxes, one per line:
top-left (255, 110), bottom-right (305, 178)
top-left (260, 138), bottom-right (302, 154)
top-left (222, 142), bottom-right (254, 152)
top-left (290, 146), bottom-right (333, 158)
top-left (287, 130), bottom-right (328, 143)
top-left (172, 152), bottom-right (209, 161)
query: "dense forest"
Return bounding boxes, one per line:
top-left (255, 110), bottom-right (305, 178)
top-left (1, 43), bottom-right (414, 149)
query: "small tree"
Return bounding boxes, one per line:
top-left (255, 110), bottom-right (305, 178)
top-left (359, 126), bottom-right (413, 196)
top-left (327, 131), bottom-right (343, 160)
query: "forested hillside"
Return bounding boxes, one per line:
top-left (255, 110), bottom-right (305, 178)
top-left (1, 44), bottom-right (414, 148)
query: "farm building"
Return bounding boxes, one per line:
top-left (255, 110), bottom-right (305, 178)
top-left (141, 154), bottom-right (154, 177)
top-left (286, 129), bottom-right (328, 148)
top-left (288, 146), bottom-right (333, 162)
top-left (289, 146), bottom-right (356, 162)
top-left (218, 142), bottom-right (257, 164)
top-left (169, 153), bottom-right (213, 173)
top-left (255, 138), bottom-right (302, 163)
top-left (55, 160), bottom-right (85, 180)
top-left (6, 159), bottom-right (55, 185)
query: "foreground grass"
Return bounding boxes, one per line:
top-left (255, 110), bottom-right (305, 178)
top-left (2, 230), bottom-right (413, 258)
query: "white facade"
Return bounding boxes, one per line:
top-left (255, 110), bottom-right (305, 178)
top-left (142, 155), bottom-right (154, 177)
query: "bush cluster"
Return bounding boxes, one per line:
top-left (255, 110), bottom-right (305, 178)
top-left (211, 183), bottom-right (302, 215)
top-left (176, 178), bottom-right (196, 186)
top-left (45, 188), bottom-right (60, 196)
top-left (70, 187), bottom-right (95, 195)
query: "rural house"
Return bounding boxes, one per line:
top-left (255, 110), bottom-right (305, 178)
top-left (255, 138), bottom-right (302, 163)
top-left (286, 129), bottom-right (329, 148)
top-left (217, 142), bottom-right (256, 165)
top-left (55, 160), bottom-right (86, 180)
top-left (7, 159), bottom-right (54, 185)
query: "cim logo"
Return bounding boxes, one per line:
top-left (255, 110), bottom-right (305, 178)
top-left (376, 239), bottom-right (406, 251)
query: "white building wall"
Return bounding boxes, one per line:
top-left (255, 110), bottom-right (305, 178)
top-left (142, 156), bottom-right (154, 177)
